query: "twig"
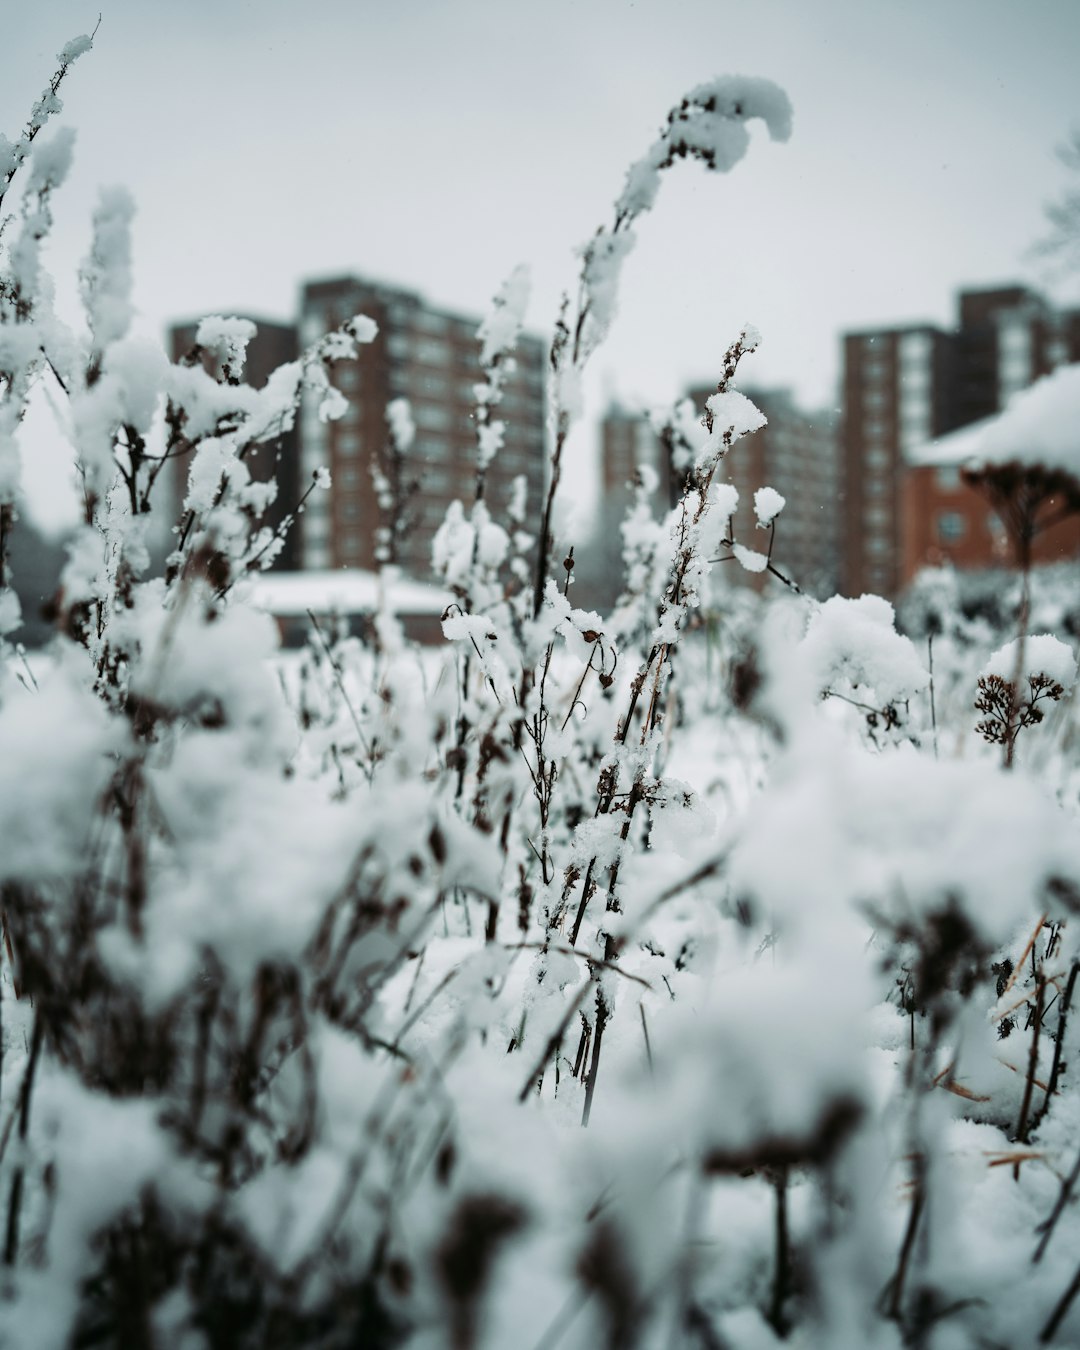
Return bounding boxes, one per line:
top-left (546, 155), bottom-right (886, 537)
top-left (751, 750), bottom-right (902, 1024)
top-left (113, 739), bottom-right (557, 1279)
top-left (1041, 1259), bottom-right (1080, 1343)
top-left (507, 941), bottom-right (653, 990)
top-left (996, 914), bottom-right (1049, 1011)
top-left (580, 996), bottom-right (607, 1127)
top-left (305, 608), bottom-right (376, 783)
top-left (767, 1166), bottom-right (791, 1338)
top-left (639, 1003), bottom-right (654, 1077)
top-left (1034, 1146), bottom-right (1080, 1265)
top-left (1015, 975), bottom-right (1047, 1177)
top-left (1041, 961), bottom-right (1080, 1116)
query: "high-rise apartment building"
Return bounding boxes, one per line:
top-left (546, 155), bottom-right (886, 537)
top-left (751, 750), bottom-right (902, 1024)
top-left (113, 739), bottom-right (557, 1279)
top-left (298, 276), bottom-right (547, 579)
top-left (599, 402), bottom-right (668, 510)
top-left (168, 317), bottom-right (302, 571)
top-left (841, 285), bottom-right (1080, 597)
top-left (595, 385), bottom-right (840, 600)
top-left (687, 384), bottom-right (841, 597)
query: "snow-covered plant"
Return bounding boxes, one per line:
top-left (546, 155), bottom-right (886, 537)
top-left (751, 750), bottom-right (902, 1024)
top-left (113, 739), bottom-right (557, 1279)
top-left (8, 32), bottom-right (1080, 1350)
top-left (534, 77), bottom-right (792, 618)
top-left (372, 395), bottom-right (419, 566)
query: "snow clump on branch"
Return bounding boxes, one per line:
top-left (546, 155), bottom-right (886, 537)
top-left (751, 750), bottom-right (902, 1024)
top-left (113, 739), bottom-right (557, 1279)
top-left (616, 76), bottom-right (794, 218)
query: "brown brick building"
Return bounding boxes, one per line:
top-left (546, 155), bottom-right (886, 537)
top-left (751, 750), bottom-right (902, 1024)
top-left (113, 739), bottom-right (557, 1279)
top-left (596, 385), bottom-right (840, 600)
top-left (599, 402), bottom-right (668, 510)
top-left (841, 286), bottom-right (1080, 597)
top-left (687, 384), bottom-right (840, 597)
top-left (297, 276), bottom-right (546, 580)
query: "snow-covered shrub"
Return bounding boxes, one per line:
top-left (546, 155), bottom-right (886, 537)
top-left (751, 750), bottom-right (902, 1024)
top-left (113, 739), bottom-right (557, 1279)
top-left (4, 32), bottom-right (1080, 1350)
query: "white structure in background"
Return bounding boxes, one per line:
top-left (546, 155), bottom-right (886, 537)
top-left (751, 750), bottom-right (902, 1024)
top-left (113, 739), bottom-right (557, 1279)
top-left (246, 568), bottom-right (453, 646)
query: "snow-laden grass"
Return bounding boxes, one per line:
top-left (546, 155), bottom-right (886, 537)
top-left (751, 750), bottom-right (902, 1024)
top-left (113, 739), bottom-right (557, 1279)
top-left (4, 29), bottom-right (1080, 1350)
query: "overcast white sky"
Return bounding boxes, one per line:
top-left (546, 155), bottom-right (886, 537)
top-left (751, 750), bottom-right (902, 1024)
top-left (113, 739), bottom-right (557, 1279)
top-left (5, 0), bottom-right (1080, 533)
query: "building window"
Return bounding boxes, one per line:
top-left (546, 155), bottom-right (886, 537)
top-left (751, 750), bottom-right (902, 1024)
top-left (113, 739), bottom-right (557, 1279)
top-left (999, 321), bottom-right (1031, 355)
top-left (337, 365), bottom-right (359, 391)
top-left (387, 333), bottom-right (411, 359)
top-left (936, 466), bottom-right (961, 491)
top-left (864, 417), bottom-right (888, 443)
top-left (937, 512), bottom-right (966, 542)
top-left (338, 431), bottom-right (361, 456)
top-left (341, 500), bottom-right (361, 522)
top-left (867, 536), bottom-right (891, 556)
top-left (900, 381), bottom-right (930, 415)
top-left (900, 403), bottom-right (928, 431)
top-left (417, 435), bottom-right (450, 460)
top-left (416, 403), bottom-right (452, 430)
top-left (998, 320), bottom-right (1032, 400)
top-left (865, 447), bottom-right (891, 469)
top-left (423, 465), bottom-right (453, 491)
top-left (300, 313), bottom-right (326, 346)
top-left (415, 338), bottom-right (450, 366)
top-left (340, 466), bottom-right (362, 488)
top-left (899, 332), bottom-right (932, 366)
top-left (862, 360), bottom-right (887, 385)
top-left (415, 310), bottom-right (450, 335)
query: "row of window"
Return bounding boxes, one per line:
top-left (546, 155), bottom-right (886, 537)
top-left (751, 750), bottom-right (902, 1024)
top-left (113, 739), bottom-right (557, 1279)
top-left (357, 401), bottom-right (541, 437)
top-left (333, 428), bottom-right (544, 465)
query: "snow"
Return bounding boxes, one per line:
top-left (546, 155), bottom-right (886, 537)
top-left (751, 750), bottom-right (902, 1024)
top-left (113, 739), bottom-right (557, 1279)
top-left (58, 34), bottom-right (95, 64)
top-left (80, 187), bottom-right (136, 350)
top-left (616, 76), bottom-right (793, 218)
top-left (909, 363), bottom-right (1080, 477)
top-left (477, 263), bottom-right (530, 366)
top-left (700, 389), bottom-right (767, 466)
top-left (0, 588), bottom-right (21, 637)
top-left (26, 127), bottom-right (75, 193)
top-left (0, 659), bottom-right (123, 882)
top-left (754, 485), bottom-right (786, 527)
top-left (732, 542), bottom-right (769, 573)
top-left (707, 389), bottom-right (767, 441)
top-left (801, 593), bottom-right (930, 705)
top-left (246, 567), bottom-right (452, 617)
top-left (386, 395), bottom-right (415, 452)
top-left (477, 418), bottom-right (505, 469)
top-left (196, 314), bottom-right (257, 376)
top-left (983, 633), bottom-right (1078, 689)
top-left (733, 721), bottom-right (1080, 946)
top-left (316, 383), bottom-right (347, 422)
top-left (12, 42), bottom-right (1080, 1350)
top-left (581, 228), bottom-right (637, 339)
top-left (345, 314), bottom-right (378, 344)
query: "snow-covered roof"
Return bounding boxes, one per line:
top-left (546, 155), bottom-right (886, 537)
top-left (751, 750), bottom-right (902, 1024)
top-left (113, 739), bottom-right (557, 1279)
top-left (906, 364), bottom-right (1080, 475)
top-left (242, 569), bottom-right (452, 617)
